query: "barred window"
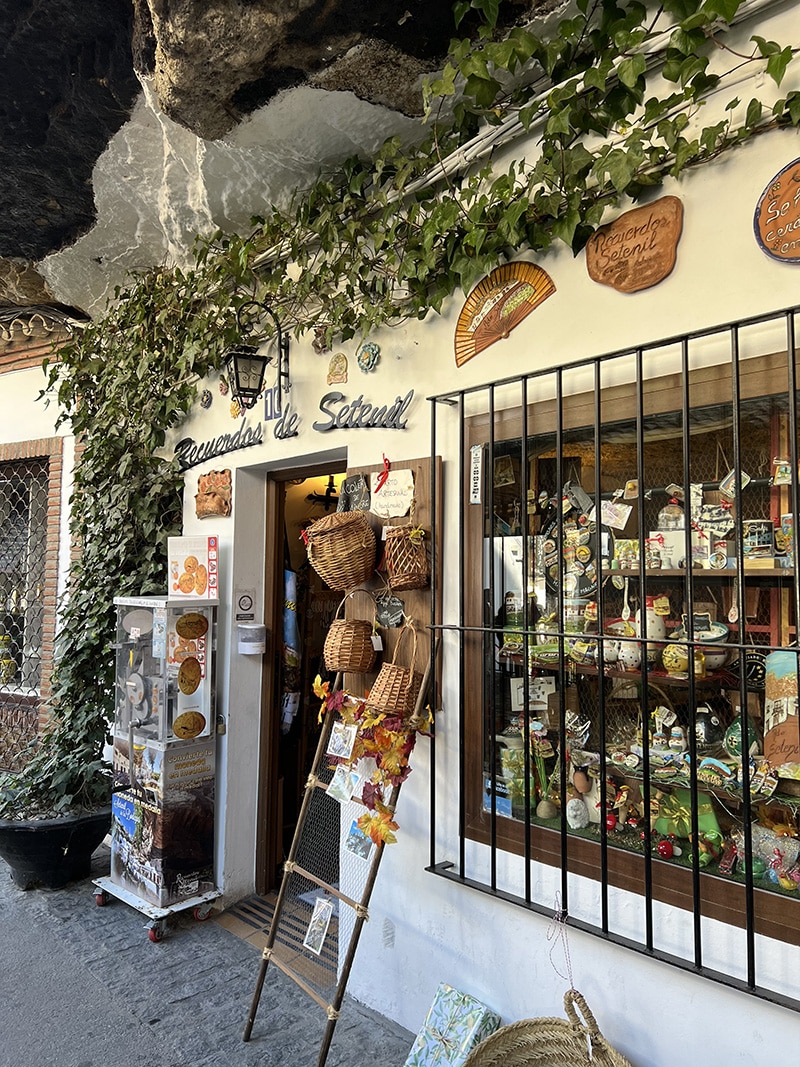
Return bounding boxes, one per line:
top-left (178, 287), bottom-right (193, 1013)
top-left (429, 305), bottom-right (800, 1008)
top-left (0, 457), bottom-right (50, 769)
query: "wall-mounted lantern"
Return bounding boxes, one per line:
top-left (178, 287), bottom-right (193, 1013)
top-left (223, 301), bottom-right (290, 411)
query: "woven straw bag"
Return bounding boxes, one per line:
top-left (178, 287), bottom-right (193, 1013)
top-left (367, 623), bottom-right (422, 719)
top-left (323, 592), bottom-right (378, 674)
top-left (384, 524), bottom-right (429, 591)
top-left (462, 990), bottom-right (633, 1067)
top-left (305, 511), bottom-right (376, 591)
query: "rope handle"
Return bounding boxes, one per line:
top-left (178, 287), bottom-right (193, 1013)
top-left (563, 989), bottom-right (602, 1039)
top-left (391, 620), bottom-right (419, 671)
top-left (334, 589), bottom-right (378, 630)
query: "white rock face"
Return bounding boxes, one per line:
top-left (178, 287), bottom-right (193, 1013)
top-left (39, 76), bottom-right (421, 317)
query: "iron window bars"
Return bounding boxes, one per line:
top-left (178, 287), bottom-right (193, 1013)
top-left (0, 458), bottom-right (49, 771)
top-left (428, 304), bottom-right (800, 1011)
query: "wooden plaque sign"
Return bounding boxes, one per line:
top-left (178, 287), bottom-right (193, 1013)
top-left (585, 195), bottom-right (683, 293)
top-left (754, 157), bottom-right (800, 263)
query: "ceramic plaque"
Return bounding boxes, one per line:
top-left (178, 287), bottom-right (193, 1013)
top-left (585, 195), bottom-right (683, 292)
top-left (754, 157), bottom-right (800, 263)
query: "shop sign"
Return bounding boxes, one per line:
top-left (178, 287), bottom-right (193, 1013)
top-left (585, 195), bottom-right (683, 292)
top-left (174, 420), bottom-right (263, 470)
top-left (754, 157), bottom-right (800, 262)
top-left (313, 389), bottom-right (414, 432)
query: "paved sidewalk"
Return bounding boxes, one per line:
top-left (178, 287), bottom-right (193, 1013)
top-left (0, 845), bottom-right (414, 1067)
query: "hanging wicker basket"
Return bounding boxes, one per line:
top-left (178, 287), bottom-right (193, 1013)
top-left (384, 524), bottom-right (429, 591)
top-left (323, 592), bottom-right (378, 674)
top-left (462, 990), bottom-right (634, 1067)
top-left (305, 511), bottom-right (376, 591)
top-left (367, 623), bottom-right (422, 720)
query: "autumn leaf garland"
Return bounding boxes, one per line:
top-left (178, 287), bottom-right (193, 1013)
top-left (313, 674), bottom-right (429, 845)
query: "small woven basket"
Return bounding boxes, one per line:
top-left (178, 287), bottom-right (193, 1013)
top-left (384, 524), bottom-right (429, 591)
top-left (305, 511), bottom-right (376, 591)
top-left (462, 990), bottom-right (634, 1067)
top-left (367, 623), bottom-right (422, 719)
top-left (323, 592), bottom-right (377, 674)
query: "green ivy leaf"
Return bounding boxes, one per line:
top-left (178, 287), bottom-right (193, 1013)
top-left (745, 97), bottom-right (763, 127)
top-left (765, 46), bottom-right (794, 87)
top-left (703, 0), bottom-right (741, 21)
top-left (618, 54), bottom-right (647, 89)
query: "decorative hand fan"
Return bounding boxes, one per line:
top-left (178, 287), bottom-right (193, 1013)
top-left (454, 262), bottom-right (556, 367)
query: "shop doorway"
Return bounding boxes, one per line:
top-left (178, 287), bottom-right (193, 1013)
top-left (258, 468), bottom-right (346, 892)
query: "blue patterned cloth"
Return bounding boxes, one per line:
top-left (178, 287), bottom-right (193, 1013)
top-left (404, 983), bottom-right (500, 1066)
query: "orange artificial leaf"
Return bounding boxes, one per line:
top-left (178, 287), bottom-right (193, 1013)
top-left (357, 801), bottom-right (399, 845)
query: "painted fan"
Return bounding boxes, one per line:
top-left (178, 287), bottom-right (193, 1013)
top-left (454, 262), bottom-right (556, 367)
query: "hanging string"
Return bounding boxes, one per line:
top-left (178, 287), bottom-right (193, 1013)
top-left (546, 894), bottom-right (576, 990)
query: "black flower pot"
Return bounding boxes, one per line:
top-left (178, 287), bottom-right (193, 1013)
top-left (0, 807), bottom-right (111, 889)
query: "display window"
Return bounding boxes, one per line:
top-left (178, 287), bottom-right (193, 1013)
top-left (430, 305), bottom-right (800, 1001)
top-left (0, 446), bottom-right (60, 772)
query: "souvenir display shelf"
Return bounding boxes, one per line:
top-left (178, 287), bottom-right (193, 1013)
top-left (480, 359), bottom-right (800, 905)
top-left (93, 595), bottom-right (220, 941)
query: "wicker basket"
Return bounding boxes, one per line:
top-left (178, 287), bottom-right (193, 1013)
top-left (323, 592), bottom-right (377, 674)
top-left (462, 990), bottom-right (633, 1067)
top-left (384, 524), bottom-right (429, 591)
top-left (305, 512), bottom-right (376, 591)
top-left (367, 623), bottom-right (422, 719)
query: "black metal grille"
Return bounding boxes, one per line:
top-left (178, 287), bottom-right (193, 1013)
top-left (0, 458), bottom-right (49, 771)
top-left (428, 304), bottom-right (800, 1011)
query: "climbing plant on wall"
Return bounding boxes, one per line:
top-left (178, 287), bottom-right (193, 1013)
top-left (3, 0), bottom-right (797, 816)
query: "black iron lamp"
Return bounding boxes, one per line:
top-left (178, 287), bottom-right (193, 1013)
top-left (224, 301), bottom-right (291, 411)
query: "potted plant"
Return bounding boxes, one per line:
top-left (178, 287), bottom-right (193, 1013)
top-left (0, 707), bottom-right (113, 890)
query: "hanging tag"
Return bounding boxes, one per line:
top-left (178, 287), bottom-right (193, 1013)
top-left (371, 634), bottom-right (384, 651)
top-left (375, 593), bottom-right (404, 627)
top-left (470, 445), bottom-right (482, 504)
top-left (653, 595), bottom-right (671, 616)
top-left (623, 479), bottom-right (639, 500)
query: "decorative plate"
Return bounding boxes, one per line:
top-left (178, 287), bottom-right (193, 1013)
top-left (454, 262), bottom-right (556, 366)
top-left (727, 649), bottom-right (767, 689)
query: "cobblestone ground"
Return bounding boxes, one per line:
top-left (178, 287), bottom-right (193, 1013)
top-left (0, 845), bottom-right (413, 1067)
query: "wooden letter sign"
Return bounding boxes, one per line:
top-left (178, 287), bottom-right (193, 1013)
top-left (585, 195), bottom-right (683, 293)
top-left (754, 158), bottom-right (800, 263)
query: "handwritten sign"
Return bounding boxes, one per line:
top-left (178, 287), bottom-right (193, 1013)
top-left (754, 157), bottom-right (800, 263)
top-left (585, 196), bottom-right (683, 293)
top-left (370, 468), bottom-right (414, 518)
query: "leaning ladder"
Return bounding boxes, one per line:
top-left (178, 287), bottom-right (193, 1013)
top-left (243, 653), bottom-right (433, 1066)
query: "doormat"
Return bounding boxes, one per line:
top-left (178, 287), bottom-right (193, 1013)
top-left (216, 891), bottom-right (339, 974)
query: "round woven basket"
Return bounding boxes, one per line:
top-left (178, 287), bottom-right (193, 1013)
top-left (323, 592), bottom-right (377, 674)
top-left (305, 511), bottom-right (376, 591)
top-left (367, 623), bottom-right (422, 720)
top-left (462, 990), bottom-right (633, 1067)
top-left (384, 524), bottom-right (429, 591)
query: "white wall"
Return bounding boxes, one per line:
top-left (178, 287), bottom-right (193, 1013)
top-left (167, 8), bottom-right (800, 1061)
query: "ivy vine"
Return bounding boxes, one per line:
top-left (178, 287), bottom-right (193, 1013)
top-left (2, 0), bottom-right (796, 818)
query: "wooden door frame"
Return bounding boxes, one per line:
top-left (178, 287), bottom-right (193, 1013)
top-left (255, 458), bottom-right (347, 894)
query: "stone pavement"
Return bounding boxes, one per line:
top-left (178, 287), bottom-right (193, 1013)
top-left (0, 844), bottom-right (414, 1067)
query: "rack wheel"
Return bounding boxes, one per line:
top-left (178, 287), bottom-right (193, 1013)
top-left (148, 921), bottom-right (166, 943)
top-left (94, 890), bottom-right (109, 907)
top-left (193, 904), bottom-right (213, 921)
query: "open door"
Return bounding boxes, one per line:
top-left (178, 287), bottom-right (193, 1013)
top-left (256, 468), bottom-right (346, 893)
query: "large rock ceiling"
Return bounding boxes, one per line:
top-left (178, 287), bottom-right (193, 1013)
top-left (0, 0), bottom-right (140, 263)
top-left (133, 0), bottom-right (468, 140)
top-left (1, 0), bottom-right (540, 315)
